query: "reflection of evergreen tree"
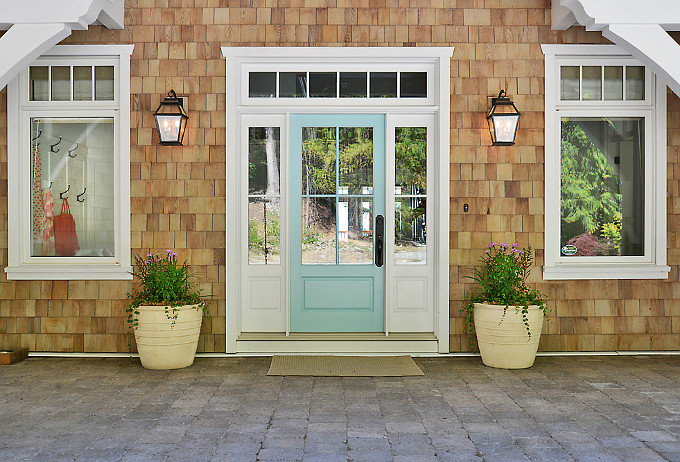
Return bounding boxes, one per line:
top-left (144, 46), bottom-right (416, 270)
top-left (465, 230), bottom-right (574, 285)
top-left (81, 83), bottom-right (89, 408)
top-left (560, 120), bottom-right (622, 253)
top-left (395, 127), bottom-right (427, 244)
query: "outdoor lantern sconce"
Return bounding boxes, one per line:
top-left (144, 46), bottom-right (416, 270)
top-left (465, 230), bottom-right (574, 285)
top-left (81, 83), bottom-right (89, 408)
top-left (153, 90), bottom-right (188, 146)
top-left (486, 90), bottom-right (521, 146)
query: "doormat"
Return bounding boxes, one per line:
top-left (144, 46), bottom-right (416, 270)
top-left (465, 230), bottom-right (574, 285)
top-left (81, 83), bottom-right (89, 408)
top-left (267, 355), bottom-right (424, 377)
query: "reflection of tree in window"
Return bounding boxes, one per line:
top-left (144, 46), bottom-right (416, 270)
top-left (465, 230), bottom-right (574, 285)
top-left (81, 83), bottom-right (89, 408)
top-left (560, 117), bottom-right (644, 256)
top-left (395, 127), bottom-right (427, 264)
top-left (248, 127), bottom-right (281, 264)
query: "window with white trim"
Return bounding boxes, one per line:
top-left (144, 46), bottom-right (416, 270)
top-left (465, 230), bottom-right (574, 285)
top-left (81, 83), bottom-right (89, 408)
top-left (5, 45), bottom-right (133, 280)
top-left (542, 45), bottom-right (669, 280)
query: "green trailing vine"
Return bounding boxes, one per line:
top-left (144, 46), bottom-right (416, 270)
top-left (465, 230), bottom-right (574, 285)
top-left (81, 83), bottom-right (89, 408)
top-left (460, 243), bottom-right (549, 351)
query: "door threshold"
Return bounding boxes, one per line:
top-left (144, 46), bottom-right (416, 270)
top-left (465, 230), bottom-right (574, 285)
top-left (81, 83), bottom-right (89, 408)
top-left (238, 332), bottom-right (437, 341)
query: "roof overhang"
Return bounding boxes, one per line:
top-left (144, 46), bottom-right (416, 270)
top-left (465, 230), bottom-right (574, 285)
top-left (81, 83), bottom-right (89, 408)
top-left (0, 0), bottom-right (123, 91)
top-left (553, 0), bottom-right (680, 96)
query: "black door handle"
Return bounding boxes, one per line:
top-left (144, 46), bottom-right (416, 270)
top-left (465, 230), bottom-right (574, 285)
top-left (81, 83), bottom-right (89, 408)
top-left (375, 214), bottom-right (384, 267)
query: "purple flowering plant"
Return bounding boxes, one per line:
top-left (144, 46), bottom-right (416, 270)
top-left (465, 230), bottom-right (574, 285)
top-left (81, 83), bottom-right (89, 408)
top-left (461, 243), bottom-right (548, 350)
top-left (127, 250), bottom-right (209, 328)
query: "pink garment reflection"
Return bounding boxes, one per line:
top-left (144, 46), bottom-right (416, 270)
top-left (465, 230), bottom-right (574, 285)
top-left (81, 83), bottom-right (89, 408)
top-left (41, 189), bottom-right (55, 255)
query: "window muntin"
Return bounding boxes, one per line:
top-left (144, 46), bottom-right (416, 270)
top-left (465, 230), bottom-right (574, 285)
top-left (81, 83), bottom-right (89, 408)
top-left (300, 126), bottom-right (375, 266)
top-left (560, 117), bottom-right (644, 258)
top-left (559, 64), bottom-right (646, 102)
top-left (394, 127), bottom-right (427, 264)
top-left (29, 64), bottom-right (115, 102)
top-left (247, 70), bottom-right (428, 99)
top-left (248, 127), bottom-right (281, 265)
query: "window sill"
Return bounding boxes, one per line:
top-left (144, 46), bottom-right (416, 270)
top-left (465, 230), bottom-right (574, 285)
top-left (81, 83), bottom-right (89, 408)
top-left (543, 264), bottom-right (670, 280)
top-left (5, 264), bottom-right (133, 280)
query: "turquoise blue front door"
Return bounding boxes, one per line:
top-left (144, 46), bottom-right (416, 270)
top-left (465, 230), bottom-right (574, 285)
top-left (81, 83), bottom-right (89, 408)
top-left (290, 114), bottom-right (385, 332)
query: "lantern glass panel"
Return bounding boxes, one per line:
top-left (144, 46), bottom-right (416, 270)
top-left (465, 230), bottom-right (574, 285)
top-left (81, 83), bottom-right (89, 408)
top-left (491, 114), bottom-right (520, 144)
top-left (156, 114), bottom-right (183, 143)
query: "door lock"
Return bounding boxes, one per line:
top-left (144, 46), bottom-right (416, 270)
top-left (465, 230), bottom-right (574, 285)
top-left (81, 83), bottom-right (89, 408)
top-left (375, 215), bottom-right (384, 267)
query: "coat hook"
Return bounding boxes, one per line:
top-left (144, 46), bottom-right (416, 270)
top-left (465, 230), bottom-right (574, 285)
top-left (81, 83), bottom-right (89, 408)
top-left (32, 130), bottom-right (42, 144)
top-left (59, 184), bottom-right (70, 199)
top-left (68, 142), bottom-right (79, 158)
top-left (76, 188), bottom-right (86, 202)
top-left (51, 137), bottom-right (62, 153)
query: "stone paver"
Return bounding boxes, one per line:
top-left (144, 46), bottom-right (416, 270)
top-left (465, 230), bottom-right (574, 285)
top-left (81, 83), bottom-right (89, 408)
top-left (2, 356), bottom-right (680, 460)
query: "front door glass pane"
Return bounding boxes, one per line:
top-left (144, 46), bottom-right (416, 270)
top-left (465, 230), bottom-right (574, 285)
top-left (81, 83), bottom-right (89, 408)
top-left (248, 127), bottom-right (280, 195)
top-left (339, 198), bottom-right (373, 264)
top-left (248, 197), bottom-right (281, 264)
top-left (302, 127), bottom-right (336, 195)
top-left (560, 117), bottom-right (644, 257)
top-left (339, 127), bottom-right (373, 194)
top-left (302, 197), bottom-right (336, 264)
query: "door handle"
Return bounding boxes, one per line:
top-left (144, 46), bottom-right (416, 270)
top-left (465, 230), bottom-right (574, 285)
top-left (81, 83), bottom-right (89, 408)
top-left (375, 214), bottom-right (384, 267)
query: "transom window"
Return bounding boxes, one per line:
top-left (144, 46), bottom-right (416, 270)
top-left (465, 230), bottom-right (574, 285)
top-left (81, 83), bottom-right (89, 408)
top-left (249, 71), bottom-right (427, 99)
top-left (542, 45), bottom-right (669, 280)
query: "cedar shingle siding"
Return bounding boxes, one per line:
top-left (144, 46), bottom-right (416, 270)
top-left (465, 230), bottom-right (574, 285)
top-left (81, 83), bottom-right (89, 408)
top-left (0, 1), bottom-right (679, 353)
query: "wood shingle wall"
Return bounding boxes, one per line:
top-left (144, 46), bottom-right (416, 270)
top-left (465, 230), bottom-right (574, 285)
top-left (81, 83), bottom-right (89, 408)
top-left (0, 0), bottom-right (678, 352)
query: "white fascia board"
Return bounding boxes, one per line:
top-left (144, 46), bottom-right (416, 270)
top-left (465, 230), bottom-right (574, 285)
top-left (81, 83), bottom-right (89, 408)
top-left (0, 0), bottom-right (114, 30)
top-left (559, 0), bottom-right (680, 30)
top-left (96, 0), bottom-right (124, 30)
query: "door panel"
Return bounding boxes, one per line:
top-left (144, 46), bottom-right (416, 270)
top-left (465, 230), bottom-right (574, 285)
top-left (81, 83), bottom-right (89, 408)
top-left (290, 114), bottom-right (385, 332)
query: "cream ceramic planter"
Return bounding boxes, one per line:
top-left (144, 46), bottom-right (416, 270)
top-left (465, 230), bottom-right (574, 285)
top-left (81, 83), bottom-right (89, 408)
top-left (134, 304), bottom-right (202, 370)
top-left (473, 303), bottom-right (544, 369)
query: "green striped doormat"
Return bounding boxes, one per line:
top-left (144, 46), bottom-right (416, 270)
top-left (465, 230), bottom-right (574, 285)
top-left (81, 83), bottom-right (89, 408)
top-left (267, 355), bottom-right (424, 377)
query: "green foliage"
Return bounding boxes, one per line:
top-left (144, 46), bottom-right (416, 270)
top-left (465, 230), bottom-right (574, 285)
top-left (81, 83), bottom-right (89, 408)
top-left (395, 127), bottom-right (427, 192)
top-left (560, 120), bottom-right (622, 249)
top-left (126, 250), bottom-right (209, 331)
top-left (248, 213), bottom-right (281, 256)
top-left (460, 243), bottom-right (549, 351)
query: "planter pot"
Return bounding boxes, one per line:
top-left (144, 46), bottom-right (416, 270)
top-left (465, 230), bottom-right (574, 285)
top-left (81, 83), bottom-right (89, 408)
top-left (473, 303), bottom-right (544, 369)
top-left (134, 304), bottom-right (202, 370)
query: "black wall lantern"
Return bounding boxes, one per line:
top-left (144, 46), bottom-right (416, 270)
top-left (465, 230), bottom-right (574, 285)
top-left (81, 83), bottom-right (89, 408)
top-left (486, 90), bottom-right (521, 146)
top-left (153, 90), bottom-right (188, 146)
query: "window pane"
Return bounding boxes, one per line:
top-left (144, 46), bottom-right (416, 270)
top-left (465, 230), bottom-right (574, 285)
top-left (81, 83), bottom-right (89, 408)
top-left (560, 117), bottom-right (644, 257)
top-left (248, 127), bottom-right (280, 195)
top-left (394, 197), bottom-right (426, 264)
top-left (400, 72), bottom-right (427, 98)
top-left (248, 197), bottom-right (280, 265)
top-left (302, 127), bottom-right (336, 195)
top-left (603, 66), bottom-right (623, 101)
top-left (280, 72), bottom-right (306, 97)
top-left (302, 197), bottom-right (336, 264)
top-left (51, 66), bottom-right (71, 101)
top-left (339, 198), bottom-right (372, 264)
top-left (626, 66), bottom-right (645, 100)
top-left (309, 72), bottom-right (337, 97)
top-left (30, 118), bottom-right (115, 257)
top-left (249, 72), bottom-right (276, 98)
top-left (29, 66), bottom-right (49, 101)
top-left (339, 127), bottom-right (373, 195)
top-left (340, 72), bottom-right (367, 98)
top-left (582, 66), bottom-right (601, 101)
top-left (94, 66), bottom-right (114, 101)
top-left (560, 66), bottom-right (580, 100)
top-left (73, 66), bottom-right (93, 101)
top-left (370, 72), bottom-right (397, 98)
top-left (395, 127), bottom-right (427, 194)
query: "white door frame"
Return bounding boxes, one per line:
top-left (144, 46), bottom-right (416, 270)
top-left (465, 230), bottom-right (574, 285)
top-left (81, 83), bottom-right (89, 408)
top-left (222, 47), bottom-right (453, 354)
